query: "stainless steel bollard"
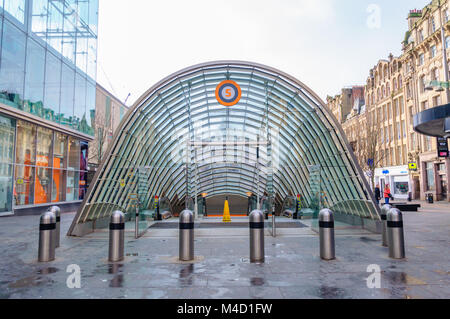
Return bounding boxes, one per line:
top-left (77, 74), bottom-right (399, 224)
top-left (249, 210), bottom-right (265, 263)
top-left (179, 210), bottom-right (194, 261)
top-left (38, 211), bottom-right (56, 262)
top-left (387, 208), bottom-right (406, 259)
top-left (380, 204), bottom-right (391, 247)
top-left (319, 209), bottom-right (335, 260)
top-left (49, 206), bottom-right (61, 248)
top-left (108, 211), bottom-right (125, 262)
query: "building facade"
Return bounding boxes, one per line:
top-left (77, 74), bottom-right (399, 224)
top-left (328, 0), bottom-right (450, 202)
top-left (89, 84), bottom-right (129, 173)
top-left (0, 0), bottom-right (98, 216)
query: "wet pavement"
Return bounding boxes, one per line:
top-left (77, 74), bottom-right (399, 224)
top-left (0, 203), bottom-right (449, 299)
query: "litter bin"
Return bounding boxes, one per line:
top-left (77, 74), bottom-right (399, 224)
top-left (427, 193), bottom-right (434, 204)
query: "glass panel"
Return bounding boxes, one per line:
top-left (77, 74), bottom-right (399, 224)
top-left (44, 52), bottom-right (61, 124)
top-left (4, 0), bottom-right (25, 24)
top-left (60, 63), bottom-right (75, 128)
top-left (66, 170), bottom-right (79, 201)
top-left (53, 132), bottom-right (67, 169)
top-left (31, 0), bottom-right (48, 34)
top-left (74, 73), bottom-right (87, 132)
top-left (35, 167), bottom-right (51, 204)
top-left (47, 0), bottom-right (64, 54)
top-left (23, 39), bottom-right (46, 118)
top-left (68, 137), bottom-right (80, 170)
top-left (52, 169), bottom-right (66, 203)
top-left (85, 80), bottom-right (95, 136)
top-left (14, 165), bottom-right (35, 205)
top-left (0, 21), bottom-right (26, 110)
top-left (36, 126), bottom-right (53, 168)
top-left (0, 114), bottom-right (15, 213)
top-left (16, 121), bottom-right (36, 166)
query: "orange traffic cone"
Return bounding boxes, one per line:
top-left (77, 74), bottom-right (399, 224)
top-left (223, 199), bottom-right (231, 222)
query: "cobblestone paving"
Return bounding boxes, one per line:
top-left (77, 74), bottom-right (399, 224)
top-left (0, 202), bottom-right (449, 299)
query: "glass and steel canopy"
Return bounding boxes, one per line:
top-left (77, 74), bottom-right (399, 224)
top-left (68, 61), bottom-right (380, 236)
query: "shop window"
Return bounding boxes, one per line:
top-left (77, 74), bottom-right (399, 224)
top-left (16, 121), bottom-right (36, 166)
top-left (14, 165), bottom-right (35, 206)
top-left (0, 115), bottom-right (16, 213)
top-left (68, 137), bottom-right (80, 170)
top-left (53, 132), bottom-right (67, 169)
top-left (52, 169), bottom-right (66, 203)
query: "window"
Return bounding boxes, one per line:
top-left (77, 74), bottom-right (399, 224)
top-left (3, 0), bottom-right (26, 24)
top-left (433, 95), bottom-right (442, 107)
top-left (446, 36), bottom-right (450, 49)
top-left (431, 68), bottom-right (440, 81)
top-left (393, 78), bottom-right (397, 91)
top-left (426, 162), bottom-right (435, 191)
top-left (422, 100), bottom-right (429, 111)
top-left (431, 18), bottom-right (436, 33)
top-left (420, 75), bottom-right (426, 93)
top-left (402, 121), bottom-right (406, 138)
top-left (0, 21), bottom-right (26, 110)
top-left (15, 121), bottom-right (37, 206)
top-left (419, 53), bottom-right (425, 66)
top-left (419, 29), bottom-right (424, 42)
top-left (35, 127), bottom-right (53, 204)
top-left (0, 115), bottom-right (16, 213)
top-left (397, 122), bottom-right (401, 140)
top-left (431, 45), bottom-right (437, 58)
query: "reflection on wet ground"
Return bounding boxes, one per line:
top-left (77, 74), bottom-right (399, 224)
top-left (250, 277), bottom-right (265, 286)
top-left (109, 264), bottom-right (124, 288)
top-left (318, 286), bottom-right (346, 299)
top-left (179, 264), bottom-right (194, 286)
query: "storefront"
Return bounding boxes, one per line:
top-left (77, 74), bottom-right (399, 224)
top-left (374, 165), bottom-right (411, 200)
top-left (0, 112), bottom-right (89, 216)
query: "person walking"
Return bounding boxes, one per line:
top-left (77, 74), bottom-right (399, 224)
top-left (384, 184), bottom-right (391, 204)
top-left (374, 184), bottom-right (381, 205)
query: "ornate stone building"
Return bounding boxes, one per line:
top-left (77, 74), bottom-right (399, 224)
top-left (327, 0), bottom-right (450, 202)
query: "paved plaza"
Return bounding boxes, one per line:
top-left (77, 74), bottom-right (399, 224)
top-left (0, 201), bottom-right (449, 299)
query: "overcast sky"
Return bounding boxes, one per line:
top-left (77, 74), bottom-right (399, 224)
top-left (96, 0), bottom-right (429, 106)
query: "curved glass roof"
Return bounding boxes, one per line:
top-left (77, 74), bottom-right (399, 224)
top-left (68, 61), bottom-right (380, 236)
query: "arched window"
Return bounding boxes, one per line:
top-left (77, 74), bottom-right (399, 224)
top-left (398, 76), bottom-right (402, 89)
top-left (393, 78), bottom-right (398, 91)
top-left (387, 83), bottom-right (391, 96)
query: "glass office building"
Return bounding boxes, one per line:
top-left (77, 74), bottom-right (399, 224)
top-left (0, 0), bottom-right (98, 216)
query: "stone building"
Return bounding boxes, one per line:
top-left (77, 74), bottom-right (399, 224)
top-left (327, 0), bottom-right (450, 202)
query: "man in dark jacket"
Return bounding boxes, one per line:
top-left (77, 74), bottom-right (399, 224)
top-left (374, 184), bottom-right (381, 205)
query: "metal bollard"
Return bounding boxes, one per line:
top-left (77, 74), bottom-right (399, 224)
top-left (319, 209), bottom-right (335, 260)
top-left (380, 204), bottom-right (391, 247)
top-left (49, 206), bottom-right (61, 248)
top-left (387, 208), bottom-right (405, 259)
top-left (38, 211), bottom-right (56, 262)
top-left (249, 210), bottom-right (265, 263)
top-left (108, 211), bottom-right (125, 262)
top-left (179, 210), bottom-right (194, 261)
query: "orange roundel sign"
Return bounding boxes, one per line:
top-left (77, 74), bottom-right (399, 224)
top-left (215, 80), bottom-right (242, 106)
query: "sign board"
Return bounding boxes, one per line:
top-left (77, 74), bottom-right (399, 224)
top-left (382, 170), bottom-right (390, 175)
top-left (408, 162), bottom-right (418, 171)
top-left (215, 80), bottom-right (242, 106)
top-left (437, 137), bottom-right (449, 158)
top-left (17, 179), bottom-right (24, 185)
top-left (367, 159), bottom-right (374, 167)
top-left (120, 179), bottom-right (126, 187)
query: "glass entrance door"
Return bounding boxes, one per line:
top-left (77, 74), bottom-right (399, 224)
top-left (0, 114), bottom-right (16, 216)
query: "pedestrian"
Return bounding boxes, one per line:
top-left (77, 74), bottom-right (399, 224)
top-left (384, 184), bottom-right (391, 204)
top-left (374, 184), bottom-right (381, 205)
